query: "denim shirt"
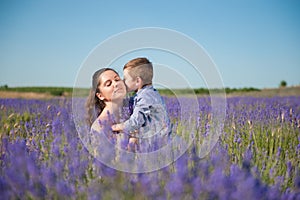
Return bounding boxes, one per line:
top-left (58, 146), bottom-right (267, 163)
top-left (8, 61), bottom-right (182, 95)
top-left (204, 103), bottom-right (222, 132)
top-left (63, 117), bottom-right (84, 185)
top-left (123, 85), bottom-right (171, 139)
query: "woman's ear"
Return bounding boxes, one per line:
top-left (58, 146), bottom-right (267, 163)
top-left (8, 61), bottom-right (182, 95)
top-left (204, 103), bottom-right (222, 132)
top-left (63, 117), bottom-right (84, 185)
top-left (96, 92), bottom-right (105, 101)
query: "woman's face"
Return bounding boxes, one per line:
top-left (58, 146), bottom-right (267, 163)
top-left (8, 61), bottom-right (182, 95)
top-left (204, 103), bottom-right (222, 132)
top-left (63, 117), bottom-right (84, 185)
top-left (96, 70), bottom-right (126, 102)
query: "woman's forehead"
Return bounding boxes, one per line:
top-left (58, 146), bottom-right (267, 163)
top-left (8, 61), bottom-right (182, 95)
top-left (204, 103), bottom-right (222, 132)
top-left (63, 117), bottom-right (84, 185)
top-left (99, 70), bottom-right (119, 82)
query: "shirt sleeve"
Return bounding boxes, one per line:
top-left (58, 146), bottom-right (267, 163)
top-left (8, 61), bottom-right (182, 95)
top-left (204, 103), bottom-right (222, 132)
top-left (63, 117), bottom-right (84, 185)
top-left (123, 97), bottom-right (150, 133)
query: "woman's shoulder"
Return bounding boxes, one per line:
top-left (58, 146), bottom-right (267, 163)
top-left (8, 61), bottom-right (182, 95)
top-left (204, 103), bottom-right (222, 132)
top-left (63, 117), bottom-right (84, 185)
top-left (91, 115), bottom-right (111, 132)
top-left (91, 118), bottom-right (101, 132)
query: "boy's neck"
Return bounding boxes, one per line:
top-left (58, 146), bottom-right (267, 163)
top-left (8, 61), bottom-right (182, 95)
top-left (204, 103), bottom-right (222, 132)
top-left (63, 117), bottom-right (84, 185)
top-left (137, 83), bottom-right (152, 92)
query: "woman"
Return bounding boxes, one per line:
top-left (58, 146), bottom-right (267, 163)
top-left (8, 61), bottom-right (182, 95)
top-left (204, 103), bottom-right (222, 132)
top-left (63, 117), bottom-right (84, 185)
top-left (85, 68), bottom-right (127, 132)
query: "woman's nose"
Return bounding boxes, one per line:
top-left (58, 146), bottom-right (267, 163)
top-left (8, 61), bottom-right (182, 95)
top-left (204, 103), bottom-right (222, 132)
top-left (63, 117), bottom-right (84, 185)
top-left (114, 81), bottom-right (119, 88)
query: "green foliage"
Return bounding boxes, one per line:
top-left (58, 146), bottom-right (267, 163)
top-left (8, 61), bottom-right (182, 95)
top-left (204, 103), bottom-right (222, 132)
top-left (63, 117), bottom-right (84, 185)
top-left (158, 87), bottom-right (260, 96)
top-left (50, 90), bottom-right (64, 96)
top-left (0, 86), bottom-right (73, 93)
top-left (0, 84), bottom-right (8, 89)
top-left (225, 87), bottom-right (260, 93)
top-left (280, 80), bottom-right (287, 87)
top-left (0, 86), bottom-right (261, 97)
top-left (0, 86), bottom-right (90, 97)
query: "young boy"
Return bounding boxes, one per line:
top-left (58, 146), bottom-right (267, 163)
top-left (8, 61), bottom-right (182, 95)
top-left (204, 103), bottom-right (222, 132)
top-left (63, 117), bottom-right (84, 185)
top-left (112, 57), bottom-right (171, 151)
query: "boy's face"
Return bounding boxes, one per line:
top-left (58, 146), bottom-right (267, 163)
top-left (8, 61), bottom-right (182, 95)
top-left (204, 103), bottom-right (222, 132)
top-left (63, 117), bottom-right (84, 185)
top-left (123, 69), bottom-right (138, 92)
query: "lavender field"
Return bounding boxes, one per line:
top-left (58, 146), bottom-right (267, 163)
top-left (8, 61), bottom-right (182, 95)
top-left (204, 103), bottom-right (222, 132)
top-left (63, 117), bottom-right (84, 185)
top-left (0, 96), bottom-right (299, 199)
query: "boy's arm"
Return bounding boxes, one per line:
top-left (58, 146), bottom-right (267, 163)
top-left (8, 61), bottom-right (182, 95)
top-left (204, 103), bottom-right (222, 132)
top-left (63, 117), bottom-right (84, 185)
top-left (111, 123), bottom-right (125, 132)
top-left (112, 96), bottom-right (151, 134)
top-left (111, 103), bottom-right (148, 133)
top-left (123, 98), bottom-right (150, 132)
top-left (111, 123), bottom-right (139, 138)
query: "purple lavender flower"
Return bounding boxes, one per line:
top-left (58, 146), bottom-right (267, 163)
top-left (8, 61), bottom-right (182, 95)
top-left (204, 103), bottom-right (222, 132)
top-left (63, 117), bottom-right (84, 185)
top-left (286, 161), bottom-right (292, 177)
top-left (1, 95), bottom-right (299, 199)
top-left (165, 174), bottom-right (184, 198)
top-left (276, 147), bottom-right (282, 157)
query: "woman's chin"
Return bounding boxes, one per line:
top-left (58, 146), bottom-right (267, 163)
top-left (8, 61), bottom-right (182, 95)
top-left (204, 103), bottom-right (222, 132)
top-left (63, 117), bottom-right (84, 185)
top-left (112, 93), bottom-right (126, 101)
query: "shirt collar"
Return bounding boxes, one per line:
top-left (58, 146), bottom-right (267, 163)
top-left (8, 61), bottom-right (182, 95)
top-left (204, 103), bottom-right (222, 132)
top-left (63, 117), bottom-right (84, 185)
top-left (136, 84), bottom-right (153, 95)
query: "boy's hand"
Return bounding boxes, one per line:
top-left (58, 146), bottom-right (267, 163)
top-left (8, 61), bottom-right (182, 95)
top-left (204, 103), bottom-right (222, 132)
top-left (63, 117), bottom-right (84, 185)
top-left (111, 123), bottom-right (125, 132)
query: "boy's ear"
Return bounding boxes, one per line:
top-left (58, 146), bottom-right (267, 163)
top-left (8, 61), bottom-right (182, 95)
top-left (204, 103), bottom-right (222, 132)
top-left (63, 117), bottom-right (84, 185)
top-left (136, 76), bottom-right (142, 85)
top-left (96, 92), bottom-right (105, 101)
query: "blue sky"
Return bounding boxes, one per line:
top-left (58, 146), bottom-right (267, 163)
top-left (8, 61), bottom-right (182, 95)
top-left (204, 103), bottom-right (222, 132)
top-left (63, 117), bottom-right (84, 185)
top-left (1, 0), bottom-right (300, 89)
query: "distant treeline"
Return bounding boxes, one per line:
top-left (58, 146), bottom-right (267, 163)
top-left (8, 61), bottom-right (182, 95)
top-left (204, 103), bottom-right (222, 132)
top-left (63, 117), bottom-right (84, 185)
top-left (0, 86), bottom-right (74, 96)
top-left (0, 85), bottom-right (260, 96)
top-left (157, 87), bottom-right (260, 95)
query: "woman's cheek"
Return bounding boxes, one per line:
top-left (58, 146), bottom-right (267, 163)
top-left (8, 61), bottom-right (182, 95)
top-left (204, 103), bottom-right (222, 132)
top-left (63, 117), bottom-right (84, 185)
top-left (105, 87), bottom-right (113, 100)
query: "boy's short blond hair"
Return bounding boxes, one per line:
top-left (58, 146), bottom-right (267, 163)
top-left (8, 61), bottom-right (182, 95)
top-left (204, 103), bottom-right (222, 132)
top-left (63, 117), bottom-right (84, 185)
top-left (123, 57), bottom-right (153, 85)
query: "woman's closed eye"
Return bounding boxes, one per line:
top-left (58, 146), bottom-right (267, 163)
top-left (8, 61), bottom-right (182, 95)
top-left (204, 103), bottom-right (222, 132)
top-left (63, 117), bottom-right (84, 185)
top-left (105, 80), bottom-right (112, 87)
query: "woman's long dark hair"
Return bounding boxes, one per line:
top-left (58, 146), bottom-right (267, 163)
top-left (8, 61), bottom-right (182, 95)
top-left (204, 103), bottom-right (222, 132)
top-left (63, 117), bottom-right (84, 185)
top-left (85, 68), bottom-right (119, 127)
